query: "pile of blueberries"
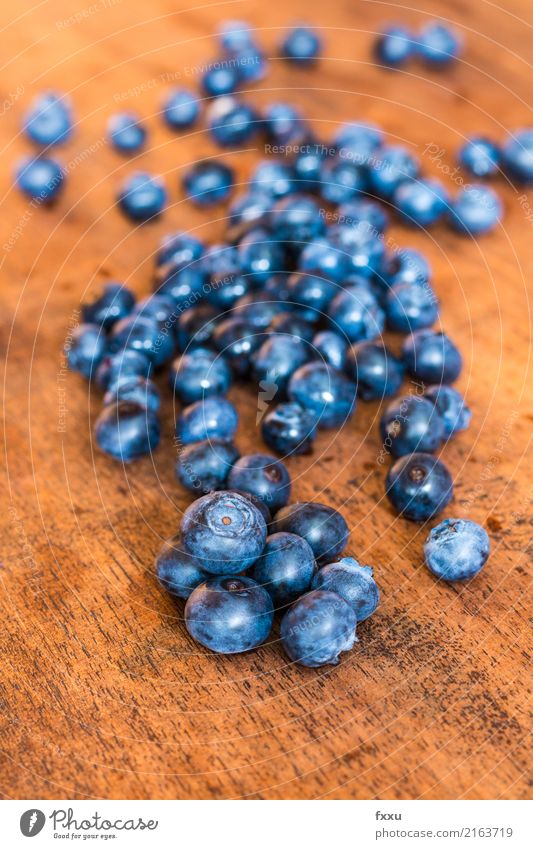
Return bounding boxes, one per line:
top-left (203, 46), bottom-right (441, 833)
top-left (44, 18), bottom-right (529, 664)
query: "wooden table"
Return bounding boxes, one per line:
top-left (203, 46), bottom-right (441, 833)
top-left (0, 0), bottom-right (531, 800)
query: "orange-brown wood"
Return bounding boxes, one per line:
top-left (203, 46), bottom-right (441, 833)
top-left (0, 0), bottom-right (531, 800)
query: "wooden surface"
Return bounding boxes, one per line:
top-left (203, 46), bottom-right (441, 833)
top-left (0, 0), bottom-right (531, 801)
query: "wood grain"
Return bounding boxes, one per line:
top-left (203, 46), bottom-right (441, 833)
top-left (0, 0), bottom-right (531, 800)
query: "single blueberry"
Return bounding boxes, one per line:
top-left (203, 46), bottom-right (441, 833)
top-left (95, 349), bottom-right (152, 392)
top-left (207, 269), bottom-right (249, 311)
top-left (154, 264), bottom-right (206, 312)
top-left (176, 396), bottom-right (239, 445)
top-left (298, 237), bottom-right (350, 283)
top-left (501, 128), bottom-right (533, 184)
top-left (156, 231), bottom-right (205, 268)
top-left (134, 294), bottom-right (177, 328)
top-left (312, 558), bottom-right (380, 621)
top-left (263, 102), bottom-right (306, 144)
top-left (394, 178), bottom-right (449, 227)
top-left (386, 280), bottom-right (439, 333)
top-left (269, 312), bottom-right (315, 341)
top-left (176, 438), bottom-right (239, 494)
top-left (375, 25), bottom-right (415, 67)
top-left (183, 159), bottom-right (234, 206)
top-left (109, 313), bottom-right (174, 367)
top-left (208, 96), bottom-right (258, 147)
top-left (380, 395), bottom-right (445, 457)
top-left (82, 282), bottom-right (135, 330)
top-left (66, 323), bottom-right (107, 379)
top-left (346, 341), bottom-right (405, 400)
top-left (368, 145), bottom-right (419, 199)
top-left (272, 502), bottom-right (349, 565)
top-left (386, 452), bottom-right (454, 521)
top-left (117, 172), bottom-right (167, 221)
top-left (227, 453), bottom-right (291, 513)
top-left (416, 22), bottom-right (462, 66)
top-left (232, 45), bottom-right (268, 82)
top-left (335, 121), bottom-right (383, 159)
top-left (238, 227), bottom-right (285, 284)
top-left (251, 532), bottom-right (315, 607)
top-left (293, 142), bottom-right (328, 192)
top-left (15, 156), bottom-right (64, 202)
top-left (458, 137), bottom-right (500, 178)
top-left (288, 362), bottom-right (357, 429)
top-left (250, 159), bottom-right (295, 199)
top-left (103, 376), bottom-right (160, 413)
top-left (162, 88), bottom-right (200, 130)
top-left (233, 293), bottom-right (285, 329)
top-left (218, 20), bottom-right (254, 52)
top-left (252, 333), bottom-right (309, 397)
top-left (328, 284), bottom-right (385, 343)
top-left (229, 191), bottom-right (271, 230)
top-left (176, 305), bottom-right (219, 352)
top-left (328, 222), bottom-right (386, 277)
top-left (95, 400), bottom-right (160, 461)
top-left (108, 112), bottom-right (146, 153)
top-left (320, 157), bottom-right (368, 205)
top-left (212, 317), bottom-right (262, 376)
top-left (261, 402), bottom-right (317, 456)
top-left (202, 63), bottom-right (239, 97)
top-left (270, 194), bottom-right (326, 243)
top-left (424, 518), bottom-right (490, 581)
top-left (281, 590), bottom-right (357, 667)
top-left (312, 330), bottom-right (349, 371)
top-left (170, 348), bottom-right (232, 404)
top-left (23, 91), bottom-right (72, 146)
top-left (280, 25), bottom-right (322, 65)
top-left (338, 197), bottom-right (390, 234)
top-left (287, 271), bottom-right (338, 322)
top-left (424, 384), bottom-right (471, 438)
top-left (383, 247), bottom-right (431, 289)
top-left (185, 575), bottom-right (273, 653)
top-left (403, 329), bottom-right (462, 384)
top-left (449, 185), bottom-right (502, 235)
top-left (181, 490), bottom-right (268, 574)
top-left (156, 534), bottom-right (209, 599)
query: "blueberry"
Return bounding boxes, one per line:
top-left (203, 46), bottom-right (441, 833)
top-left (251, 532), bottom-right (315, 607)
top-left (386, 452), bottom-right (453, 521)
top-left (233, 293), bottom-right (285, 329)
top-left (109, 313), bottom-right (174, 367)
top-left (232, 46), bottom-right (267, 82)
top-left (380, 395), bottom-right (445, 457)
top-left (103, 376), bottom-right (160, 413)
top-left (288, 362), bottom-right (356, 429)
top-left (346, 341), bottom-right (405, 400)
top-left (320, 157), bottom-right (367, 205)
top-left (328, 222), bottom-right (386, 277)
top-left (293, 143), bottom-right (327, 191)
top-left (312, 558), bottom-right (380, 621)
top-left (458, 137), bottom-right (500, 178)
top-left (270, 195), bottom-right (326, 243)
top-left (229, 191), bottom-right (271, 230)
top-left (298, 237), bottom-right (349, 282)
top-left (202, 63), bottom-right (239, 97)
top-left (501, 128), bottom-right (533, 184)
top-left (154, 263), bottom-right (206, 310)
top-left (176, 305), bottom-right (219, 351)
top-left (176, 439), bottom-right (239, 494)
top-left (212, 317), bottom-right (262, 375)
top-left (15, 156), bottom-right (64, 202)
top-left (183, 159), bottom-right (234, 206)
top-left (263, 102), bottom-right (305, 144)
top-left (368, 145), bottom-right (419, 199)
top-left (261, 402), bottom-right (317, 456)
top-left (95, 401), bottom-right (160, 461)
top-left (95, 349), bottom-right (152, 392)
top-left (117, 172), bottom-right (167, 221)
top-left (176, 396), bottom-right (238, 445)
top-left (403, 329), bottom-right (462, 384)
top-left (227, 454), bottom-right (291, 513)
top-left (386, 280), bottom-right (439, 333)
top-left (384, 248), bottom-right (431, 289)
top-left (108, 112), bottom-right (146, 153)
top-left (23, 91), bottom-right (72, 146)
top-left (181, 490), bottom-right (267, 574)
top-left (208, 269), bottom-right (249, 311)
top-left (185, 575), bottom-right (273, 653)
top-left (250, 159), bottom-right (295, 199)
top-left (66, 323), bottom-right (107, 379)
top-left (328, 284), bottom-right (385, 343)
top-left (449, 185), bottom-right (502, 235)
top-left (82, 282), bottom-right (135, 330)
top-left (218, 20), bottom-right (254, 52)
top-left (208, 96), bottom-right (258, 147)
top-left (170, 348), bottom-right (232, 404)
top-left (272, 502), bottom-right (349, 564)
top-left (334, 121), bottom-right (383, 163)
top-left (424, 518), bottom-right (490, 581)
top-left (238, 227), bottom-right (285, 284)
top-left (375, 25), bottom-right (415, 67)
top-left (281, 25), bottom-right (322, 65)
top-left (162, 88), bottom-right (200, 130)
top-left (156, 535), bottom-right (209, 599)
top-left (312, 330), bottom-right (349, 371)
top-left (156, 231), bottom-right (205, 268)
top-left (417, 22), bottom-right (462, 66)
top-left (134, 294), bottom-right (177, 328)
top-left (252, 333), bottom-right (309, 397)
top-left (338, 197), bottom-right (389, 233)
top-left (268, 314), bottom-right (314, 347)
top-left (280, 590), bottom-right (356, 667)
top-left (394, 178), bottom-right (449, 227)
top-left (287, 272), bottom-right (337, 322)
top-left (424, 384), bottom-right (471, 437)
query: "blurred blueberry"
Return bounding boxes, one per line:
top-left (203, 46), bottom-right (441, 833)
top-left (403, 329), bottom-right (462, 384)
top-left (156, 231), bottom-right (205, 268)
top-left (417, 22), bottom-right (462, 66)
top-left (329, 284), bottom-right (385, 343)
top-left (298, 237), bottom-right (349, 282)
top-left (263, 102), bottom-right (306, 144)
top-left (346, 341), bottom-right (405, 400)
top-left (449, 185), bottom-right (502, 235)
top-left (320, 157), bottom-right (367, 204)
top-left (383, 247), bottom-right (431, 289)
top-left (176, 396), bottom-right (238, 445)
top-left (95, 349), bottom-right (152, 392)
top-left (424, 384), bottom-right (471, 437)
top-left (380, 394), bottom-right (445, 457)
top-left (15, 156), bottom-right (64, 202)
top-left (501, 127), bottom-right (533, 184)
top-left (117, 172), bottom-right (167, 221)
top-left (288, 362), bottom-right (357, 428)
top-left (218, 20), bottom-right (254, 52)
top-left (293, 142), bottom-right (328, 191)
top-left (458, 137), bottom-right (500, 178)
top-left (238, 227), bottom-right (285, 283)
top-left (252, 333), bottom-right (310, 397)
top-left (312, 330), bottom-right (349, 371)
top-left (394, 178), bottom-right (449, 227)
top-left (109, 313), bottom-right (174, 367)
top-left (212, 316), bottom-right (262, 375)
top-left (368, 144), bottom-right (419, 199)
top-left (95, 401), bottom-right (160, 461)
top-left (280, 25), bottom-right (322, 65)
top-left (154, 263), bottom-right (206, 311)
top-left (269, 312), bottom-right (315, 341)
top-left (82, 282), bottom-right (135, 330)
top-left (183, 159), bottom-right (233, 206)
top-left (386, 280), bottom-right (439, 333)
top-left (270, 194), bottom-right (326, 243)
top-left (23, 92), bottom-right (72, 146)
top-left (287, 271), bottom-right (337, 322)
top-left (170, 347), bottom-right (232, 403)
top-left (328, 222), bottom-right (386, 277)
top-left (208, 96), bottom-right (258, 147)
top-left (103, 376), bottom-right (160, 413)
top-left (229, 191), bottom-right (271, 229)
top-left (162, 88), bottom-right (200, 130)
top-left (250, 159), bottom-right (295, 198)
top-left (176, 305), bottom-right (220, 351)
top-left (233, 293), bottom-right (285, 329)
top-left (108, 112), bottom-right (146, 153)
top-left (66, 323), bottom-right (107, 379)
top-left (334, 121), bottom-right (383, 165)
top-left (202, 63), bottom-right (239, 97)
top-left (338, 197), bottom-right (389, 233)
top-left (375, 25), bottom-right (415, 67)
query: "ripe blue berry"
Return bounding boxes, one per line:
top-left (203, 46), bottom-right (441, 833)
top-left (162, 88), bottom-right (200, 130)
top-left (320, 157), bottom-right (368, 205)
top-left (103, 376), bottom-right (160, 413)
top-left (208, 96), bottom-right (258, 147)
top-left (384, 247), bottom-right (431, 289)
top-left (380, 395), bottom-right (445, 457)
top-left (334, 121), bottom-right (383, 165)
top-left (95, 401), bottom-right (160, 461)
top-left (375, 25), bottom-right (415, 67)
top-left (134, 294), bottom-right (176, 327)
top-left (176, 305), bottom-right (219, 352)
top-left (281, 25), bottom-right (322, 65)
top-left (185, 576), bottom-right (273, 654)
top-left (109, 313), bottom-right (174, 367)
top-left (82, 282), bottom-right (135, 330)
top-left (312, 330), bottom-right (349, 371)
top-left (154, 263), bottom-right (206, 310)
top-left (394, 178), bottom-right (449, 227)
top-left (156, 535), bottom-right (209, 599)
top-left (346, 341), bottom-right (405, 400)
top-left (227, 454), bottom-right (291, 513)
top-left (183, 159), bottom-right (234, 206)
top-left (328, 284), bottom-right (385, 343)
top-left (424, 384), bottom-right (471, 437)
top-left (229, 191), bottom-right (271, 229)
top-left (15, 156), bottom-right (64, 202)
top-left (202, 63), bottom-right (239, 97)
top-left (181, 490), bottom-right (267, 574)
top-left (385, 280), bottom-right (439, 333)
top-left (272, 502), bottom-right (349, 565)
top-left (501, 128), bottom-right (533, 184)
top-left (424, 518), bottom-right (490, 581)
top-left (293, 143), bottom-right (327, 192)
top-left (238, 227), bottom-right (285, 284)
top-left (251, 532), bottom-right (315, 607)
top-left (261, 402), bottom-right (317, 456)
top-left (386, 452), bottom-right (453, 521)
top-left (287, 272), bottom-right (337, 322)
top-left (250, 159), bottom-right (295, 199)
top-left (449, 185), bottom-right (502, 235)
top-left (338, 197), bottom-right (390, 233)
top-left (299, 237), bottom-right (349, 282)
top-left (66, 323), bottom-right (107, 379)
top-left (403, 329), bottom-right (462, 384)
top-left (218, 20), bottom-right (254, 52)
top-left (212, 317), bottom-right (260, 376)
top-left (458, 137), bottom-right (500, 178)
top-left (328, 223), bottom-right (386, 277)
top-left (288, 362), bottom-right (357, 429)
top-left (312, 558), bottom-right (379, 621)
top-left (176, 439), bottom-right (239, 494)
top-left (233, 293), bottom-right (285, 329)
top-left (252, 333), bottom-right (309, 397)
top-left (95, 349), bottom-right (152, 392)
top-left (156, 231), bottom-right (205, 268)
top-left (270, 195), bottom-right (326, 243)
top-left (263, 102), bottom-right (305, 144)
top-left (108, 112), bottom-right (146, 153)
top-left (23, 91), bottom-right (72, 146)
top-left (176, 397), bottom-right (239, 445)
top-left (117, 172), bottom-right (167, 221)
top-left (369, 145), bottom-right (419, 199)
top-left (170, 348), bottom-right (232, 404)
top-left (281, 590), bottom-right (357, 667)
top-left (417, 22), bottom-right (462, 66)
